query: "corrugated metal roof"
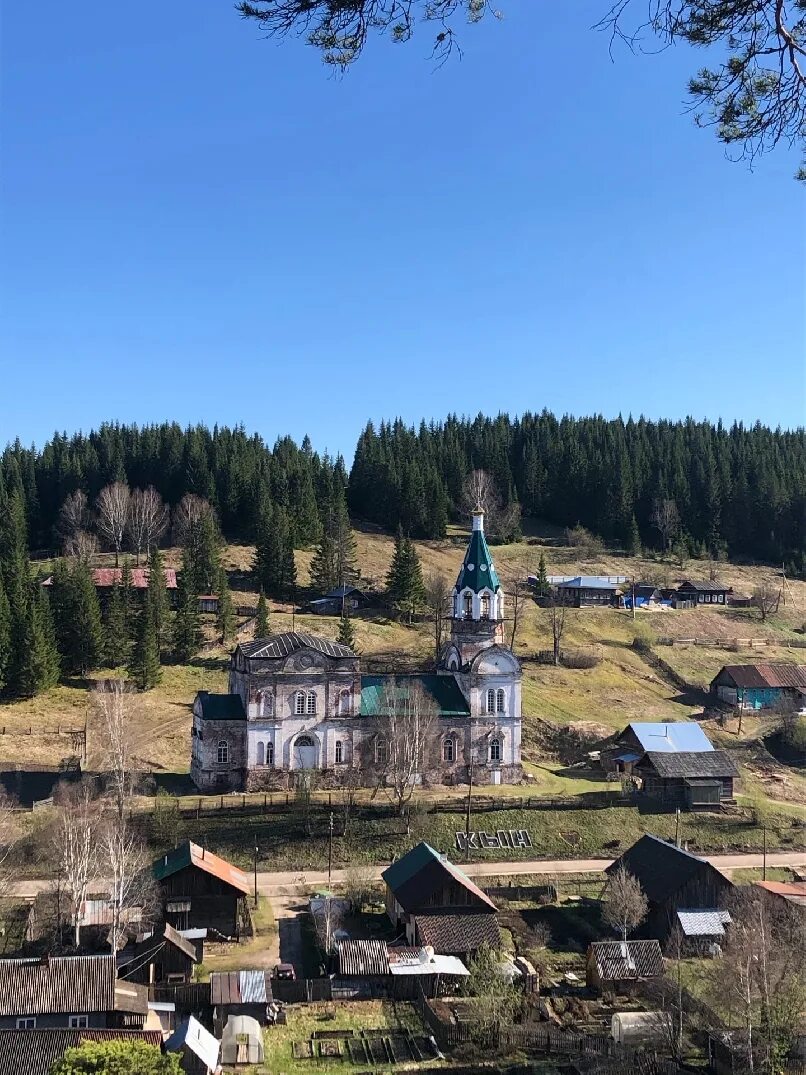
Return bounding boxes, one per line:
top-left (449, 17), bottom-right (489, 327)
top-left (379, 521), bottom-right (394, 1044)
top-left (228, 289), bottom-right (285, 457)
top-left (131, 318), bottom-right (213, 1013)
top-left (0, 955), bottom-right (125, 1016)
top-left (754, 880), bottom-right (806, 906)
top-left (589, 941), bottom-right (664, 981)
top-left (239, 970), bottom-right (270, 1003)
top-left (210, 970), bottom-right (272, 1005)
top-left (360, 675), bottom-right (470, 718)
top-left (153, 840), bottom-right (250, 894)
top-left (714, 664), bottom-right (806, 690)
top-left (627, 722), bottom-right (715, 754)
top-left (557, 576), bottom-right (623, 590)
top-left (166, 1016), bottom-right (220, 1072)
top-left (676, 909), bottom-right (731, 937)
top-left (0, 1029), bottom-right (163, 1075)
top-left (677, 579), bottom-right (730, 592)
top-left (338, 940), bottom-right (389, 977)
top-left (238, 633), bottom-right (355, 660)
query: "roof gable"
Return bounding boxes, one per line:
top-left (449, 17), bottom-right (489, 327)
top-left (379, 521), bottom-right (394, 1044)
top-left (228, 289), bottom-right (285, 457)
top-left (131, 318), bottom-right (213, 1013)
top-left (153, 841), bottom-right (250, 895)
top-left (381, 842), bottom-right (496, 912)
top-left (625, 722), bottom-right (714, 754)
top-left (605, 835), bottom-right (728, 904)
top-left (714, 664), bottom-right (806, 690)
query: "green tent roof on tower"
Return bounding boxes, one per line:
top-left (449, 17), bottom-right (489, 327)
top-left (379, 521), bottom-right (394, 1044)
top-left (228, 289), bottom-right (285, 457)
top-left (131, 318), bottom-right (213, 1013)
top-left (454, 512), bottom-right (501, 594)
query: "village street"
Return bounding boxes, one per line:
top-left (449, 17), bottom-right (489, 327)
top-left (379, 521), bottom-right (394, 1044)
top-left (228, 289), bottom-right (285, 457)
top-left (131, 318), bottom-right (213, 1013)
top-left (7, 849), bottom-right (804, 899)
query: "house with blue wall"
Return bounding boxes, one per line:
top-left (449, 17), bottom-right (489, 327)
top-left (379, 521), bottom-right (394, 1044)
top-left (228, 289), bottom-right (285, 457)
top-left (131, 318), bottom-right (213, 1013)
top-left (710, 664), bottom-right (806, 711)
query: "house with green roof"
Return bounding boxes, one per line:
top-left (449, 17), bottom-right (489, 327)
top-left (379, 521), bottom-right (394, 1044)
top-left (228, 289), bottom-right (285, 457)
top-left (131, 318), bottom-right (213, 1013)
top-left (190, 512), bottom-right (522, 792)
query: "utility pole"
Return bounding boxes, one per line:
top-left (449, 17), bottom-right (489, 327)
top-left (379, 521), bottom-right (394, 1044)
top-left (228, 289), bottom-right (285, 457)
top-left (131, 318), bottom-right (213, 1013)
top-left (465, 750), bottom-right (474, 865)
top-left (763, 826), bottom-right (767, 881)
top-left (328, 811), bottom-right (334, 889)
top-left (253, 844), bottom-right (259, 908)
top-left (674, 807), bottom-right (681, 848)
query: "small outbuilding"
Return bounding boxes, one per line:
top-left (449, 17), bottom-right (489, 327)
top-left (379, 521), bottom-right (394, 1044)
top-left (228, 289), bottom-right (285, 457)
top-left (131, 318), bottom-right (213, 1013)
top-left (611, 1011), bottom-right (672, 1047)
top-left (675, 908), bottom-right (731, 951)
top-left (586, 940), bottom-right (664, 992)
top-left (165, 1015), bottom-right (220, 1075)
top-left (220, 1015), bottom-right (264, 1067)
top-left (120, 922), bottom-right (199, 986)
top-left (307, 585), bottom-right (370, 616)
top-left (210, 970), bottom-right (273, 1033)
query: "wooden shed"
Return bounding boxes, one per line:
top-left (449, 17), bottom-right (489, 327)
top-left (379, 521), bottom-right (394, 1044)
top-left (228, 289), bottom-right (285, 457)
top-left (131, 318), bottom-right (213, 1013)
top-left (153, 841), bottom-right (250, 938)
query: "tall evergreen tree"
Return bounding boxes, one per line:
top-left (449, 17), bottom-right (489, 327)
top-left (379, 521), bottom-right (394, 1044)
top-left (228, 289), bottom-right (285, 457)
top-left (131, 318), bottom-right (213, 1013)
top-left (146, 545), bottom-right (169, 649)
top-left (173, 563), bottom-right (202, 662)
top-left (254, 589), bottom-right (270, 638)
top-left (0, 578), bottom-right (11, 693)
top-left (184, 510), bottom-right (220, 595)
top-left (216, 566), bottom-right (235, 642)
top-left (535, 552), bottom-right (549, 596)
top-left (629, 514), bottom-right (642, 557)
top-left (337, 614), bottom-right (357, 652)
top-left (386, 529), bottom-right (426, 623)
top-left (129, 591), bottom-right (162, 690)
top-left (52, 560), bottom-right (103, 676)
top-left (104, 576), bottom-right (131, 668)
top-left (18, 586), bottom-right (60, 696)
top-left (253, 504), bottom-right (297, 599)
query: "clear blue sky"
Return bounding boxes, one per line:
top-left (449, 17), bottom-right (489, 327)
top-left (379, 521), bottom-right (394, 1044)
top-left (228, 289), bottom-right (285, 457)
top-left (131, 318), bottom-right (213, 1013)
top-left (1, 3), bottom-right (803, 462)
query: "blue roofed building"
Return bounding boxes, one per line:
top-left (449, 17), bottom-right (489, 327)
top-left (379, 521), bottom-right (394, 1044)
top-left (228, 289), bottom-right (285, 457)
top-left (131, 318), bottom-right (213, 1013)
top-left (190, 512), bottom-right (522, 791)
top-left (554, 576), bottom-right (624, 607)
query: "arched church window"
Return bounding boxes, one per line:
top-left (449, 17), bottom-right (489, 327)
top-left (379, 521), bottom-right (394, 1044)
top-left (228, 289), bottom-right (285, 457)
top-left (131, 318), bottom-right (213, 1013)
top-left (463, 592), bottom-right (473, 620)
top-left (296, 735), bottom-right (314, 747)
top-left (480, 593), bottom-right (491, 620)
top-left (490, 737), bottom-right (501, 762)
top-left (486, 688), bottom-right (496, 714)
top-left (267, 742), bottom-right (274, 766)
top-left (335, 740), bottom-right (343, 765)
top-left (217, 741), bottom-right (229, 764)
top-left (294, 691), bottom-right (306, 715)
top-left (256, 742), bottom-right (265, 766)
top-left (338, 690), bottom-right (350, 716)
top-left (443, 738), bottom-right (455, 763)
top-left (496, 688), bottom-right (505, 713)
top-left (306, 691), bottom-right (317, 715)
top-left (376, 739), bottom-right (388, 765)
top-left (265, 694), bottom-right (273, 716)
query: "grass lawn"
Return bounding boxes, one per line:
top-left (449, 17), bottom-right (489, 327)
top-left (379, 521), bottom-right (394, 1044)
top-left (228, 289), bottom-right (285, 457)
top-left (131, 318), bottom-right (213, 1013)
top-left (202, 894), bottom-right (277, 975)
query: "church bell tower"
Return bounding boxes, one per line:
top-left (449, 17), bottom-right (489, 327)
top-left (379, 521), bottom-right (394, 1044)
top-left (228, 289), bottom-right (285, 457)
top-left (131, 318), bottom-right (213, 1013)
top-left (446, 511), bottom-right (505, 667)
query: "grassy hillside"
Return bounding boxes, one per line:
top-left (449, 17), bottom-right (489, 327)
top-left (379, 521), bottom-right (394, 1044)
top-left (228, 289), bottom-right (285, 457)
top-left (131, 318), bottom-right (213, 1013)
top-left (5, 526), bottom-right (805, 815)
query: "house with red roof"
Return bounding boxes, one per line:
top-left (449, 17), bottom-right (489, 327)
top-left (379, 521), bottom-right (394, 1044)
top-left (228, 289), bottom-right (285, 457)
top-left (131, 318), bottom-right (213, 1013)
top-left (152, 841), bottom-right (250, 939)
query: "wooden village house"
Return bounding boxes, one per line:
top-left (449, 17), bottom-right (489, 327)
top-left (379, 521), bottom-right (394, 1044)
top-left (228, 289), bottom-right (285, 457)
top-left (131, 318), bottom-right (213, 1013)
top-left (153, 841), bottom-right (251, 939)
top-left (382, 842), bottom-right (500, 960)
top-left (600, 721), bottom-right (716, 776)
top-left (710, 663), bottom-right (806, 711)
top-left (635, 749), bottom-right (738, 809)
top-left (0, 1029), bottom-right (163, 1075)
top-left (606, 835), bottom-right (733, 943)
top-left (0, 954), bottom-right (148, 1030)
top-left (675, 579), bottom-right (731, 606)
top-left (119, 922), bottom-right (199, 987)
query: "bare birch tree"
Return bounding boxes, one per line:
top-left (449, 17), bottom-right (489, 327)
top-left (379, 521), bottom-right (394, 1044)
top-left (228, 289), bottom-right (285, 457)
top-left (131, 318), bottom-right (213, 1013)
top-left (64, 529), bottom-right (99, 564)
top-left (172, 493), bottom-right (215, 546)
top-left (548, 590), bottom-right (570, 666)
top-left (502, 557), bottom-right (532, 650)
top-left (0, 794), bottom-right (20, 901)
top-left (425, 572), bottom-right (450, 665)
top-left (752, 580), bottom-right (780, 623)
top-left (100, 814), bottom-right (156, 951)
top-left (602, 865), bottom-right (648, 941)
top-left (96, 482), bottom-right (131, 567)
top-left (93, 681), bottom-right (137, 821)
top-left (651, 497), bottom-right (680, 554)
top-left (126, 487), bottom-right (168, 565)
top-left (58, 491), bottom-right (93, 550)
top-left (375, 680), bottom-right (437, 816)
top-left (461, 469), bottom-right (520, 543)
top-left (53, 782), bottom-right (100, 947)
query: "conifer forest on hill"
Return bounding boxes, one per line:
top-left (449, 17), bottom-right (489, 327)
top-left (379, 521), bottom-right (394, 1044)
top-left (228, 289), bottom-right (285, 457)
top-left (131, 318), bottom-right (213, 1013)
top-left (1, 413), bottom-right (804, 571)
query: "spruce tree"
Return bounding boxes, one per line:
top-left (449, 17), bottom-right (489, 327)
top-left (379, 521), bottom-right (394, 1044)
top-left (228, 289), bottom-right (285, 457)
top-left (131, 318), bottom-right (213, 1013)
top-left (146, 546), bottom-right (169, 649)
top-left (253, 504), bottom-right (296, 600)
top-left (337, 614), bottom-right (357, 653)
top-left (0, 578), bottom-right (10, 693)
top-left (18, 586), bottom-right (60, 696)
top-left (309, 530), bottom-right (337, 594)
top-left (0, 489), bottom-right (32, 692)
top-left (53, 560), bottom-right (103, 676)
top-left (216, 566), bottom-right (235, 642)
top-left (535, 552), bottom-right (549, 597)
top-left (130, 591), bottom-right (162, 690)
top-left (254, 589), bottom-right (270, 638)
top-left (386, 530), bottom-right (426, 623)
top-left (104, 577), bottom-right (131, 668)
top-left (629, 515), bottom-right (642, 557)
top-left (173, 565), bottom-right (201, 663)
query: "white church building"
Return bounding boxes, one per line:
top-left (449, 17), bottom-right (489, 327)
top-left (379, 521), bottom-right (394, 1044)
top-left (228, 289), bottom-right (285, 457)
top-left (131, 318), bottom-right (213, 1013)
top-left (190, 512), bottom-right (522, 791)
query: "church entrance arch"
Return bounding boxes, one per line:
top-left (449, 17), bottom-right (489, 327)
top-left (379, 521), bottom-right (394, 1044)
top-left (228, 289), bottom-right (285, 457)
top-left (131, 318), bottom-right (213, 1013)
top-left (293, 733), bottom-right (318, 771)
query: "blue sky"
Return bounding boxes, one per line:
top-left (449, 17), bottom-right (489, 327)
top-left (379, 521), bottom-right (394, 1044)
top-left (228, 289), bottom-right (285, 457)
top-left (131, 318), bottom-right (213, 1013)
top-left (1, 2), bottom-right (803, 462)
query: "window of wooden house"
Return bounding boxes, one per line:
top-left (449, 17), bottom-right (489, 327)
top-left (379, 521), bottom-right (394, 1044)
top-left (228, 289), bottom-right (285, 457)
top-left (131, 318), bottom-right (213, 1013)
top-left (68, 1015), bottom-right (88, 1028)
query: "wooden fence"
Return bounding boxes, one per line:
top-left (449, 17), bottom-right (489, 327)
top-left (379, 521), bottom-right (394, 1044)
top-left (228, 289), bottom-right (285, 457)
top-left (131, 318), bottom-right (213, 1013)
top-left (657, 636), bottom-right (806, 649)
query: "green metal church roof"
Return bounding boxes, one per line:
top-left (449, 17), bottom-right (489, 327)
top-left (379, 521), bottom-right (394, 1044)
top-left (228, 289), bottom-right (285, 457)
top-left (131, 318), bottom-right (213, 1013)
top-left (454, 521), bottom-right (501, 595)
top-left (360, 675), bottom-right (470, 718)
